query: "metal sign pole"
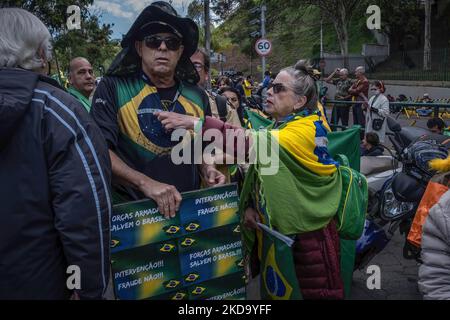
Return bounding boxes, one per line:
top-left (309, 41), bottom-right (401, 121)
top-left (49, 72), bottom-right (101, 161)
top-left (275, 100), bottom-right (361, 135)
top-left (261, 4), bottom-right (267, 80)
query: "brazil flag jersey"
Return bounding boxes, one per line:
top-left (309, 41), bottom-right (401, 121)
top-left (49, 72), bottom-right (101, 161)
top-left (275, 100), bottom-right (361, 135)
top-left (91, 72), bottom-right (211, 197)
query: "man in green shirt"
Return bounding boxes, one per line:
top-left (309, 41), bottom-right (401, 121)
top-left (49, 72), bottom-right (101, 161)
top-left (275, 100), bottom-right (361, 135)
top-left (68, 57), bottom-right (95, 112)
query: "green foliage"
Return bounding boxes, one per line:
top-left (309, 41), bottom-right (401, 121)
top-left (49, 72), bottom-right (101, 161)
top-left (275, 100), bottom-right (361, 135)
top-left (1, 0), bottom-right (93, 33)
top-left (54, 15), bottom-right (120, 74)
top-left (368, 0), bottom-right (423, 49)
top-left (1, 0), bottom-right (118, 74)
top-left (187, 0), bottom-right (242, 23)
top-left (187, 0), bottom-right (204, 25)
top-left (213, 0), bottom-right (374, 72)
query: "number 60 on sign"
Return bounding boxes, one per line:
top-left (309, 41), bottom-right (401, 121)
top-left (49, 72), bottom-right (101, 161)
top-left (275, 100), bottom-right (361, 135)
top-left (255, 38), bottom-right (272, 57)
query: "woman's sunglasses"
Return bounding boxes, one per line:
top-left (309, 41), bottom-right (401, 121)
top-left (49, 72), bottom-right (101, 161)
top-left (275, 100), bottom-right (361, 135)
top-left (268, 82), bottom-right (288, 94)
top-left (144, 35), bottom-right (182, 51)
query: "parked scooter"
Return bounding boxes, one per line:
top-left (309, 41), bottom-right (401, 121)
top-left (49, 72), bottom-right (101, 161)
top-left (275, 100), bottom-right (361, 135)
top-left (354, 117), bottom-right (448, 270)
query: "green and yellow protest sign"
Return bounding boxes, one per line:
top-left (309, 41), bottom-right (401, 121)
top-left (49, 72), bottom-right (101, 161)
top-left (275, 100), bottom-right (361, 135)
top-left (110, 184), bottom-right (246, 300)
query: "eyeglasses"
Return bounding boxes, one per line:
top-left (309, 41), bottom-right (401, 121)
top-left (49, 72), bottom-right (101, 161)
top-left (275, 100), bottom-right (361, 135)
top-left (268, 82), bottom-right (288, 94)
top-left (193, 62), bottom-right (204, 71)
top-left (144, 35), bottom-right (182, 51)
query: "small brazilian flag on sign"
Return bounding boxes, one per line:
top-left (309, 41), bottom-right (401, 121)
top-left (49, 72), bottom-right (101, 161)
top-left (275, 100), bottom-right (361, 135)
top-left (165, 280), bottom-right (181, 289)
top-left (192, 287), bottom-right (206, 295)
top-left (160, 244), bottom-right (176, 253)
top-left (111, 239), bottom-right (120, 248)
top-left (185, 223), bottom-right (200, 232)
top-left (165, 225), bottom-right (180, 235)
top-left (181, 238), bottom-right (196, 247)
top-left (171, 292), bottom-right (186, 300)
top-left (185, 274), bottom-right (200, 282)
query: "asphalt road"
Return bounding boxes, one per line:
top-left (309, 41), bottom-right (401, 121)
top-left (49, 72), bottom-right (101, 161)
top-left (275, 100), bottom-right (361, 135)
top-left (350, 231), bottom-right (422, 300)
top-left (326, 107), bottom-right (428, 300)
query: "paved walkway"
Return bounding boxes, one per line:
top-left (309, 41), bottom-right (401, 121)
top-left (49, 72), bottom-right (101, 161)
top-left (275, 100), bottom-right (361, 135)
top-left (350, 231), bottom-right (422, 300)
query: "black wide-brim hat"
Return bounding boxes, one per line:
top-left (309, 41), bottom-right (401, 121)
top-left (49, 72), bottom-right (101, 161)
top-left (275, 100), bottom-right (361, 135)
top-left (106, 1), bottom-right (199, 84)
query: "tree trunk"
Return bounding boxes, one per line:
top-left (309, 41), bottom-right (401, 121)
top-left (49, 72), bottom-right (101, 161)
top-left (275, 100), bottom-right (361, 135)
top-left (423, 0), bottom-right (432, 71)
top-left (334, 2), bottom-right (349, 68)
top-left (334, 22), bottom-right (349, 69)
top-left (204, 0), bottom-right (211, 88)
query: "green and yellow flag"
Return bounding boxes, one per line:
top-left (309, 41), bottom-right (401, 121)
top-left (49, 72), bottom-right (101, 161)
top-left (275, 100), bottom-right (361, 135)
top-left (239, 128), bottom-right (342, 300)
top-left (239, 121), bottom-right (362, 299)
top-left (243, 109), bottom-right (272, 130)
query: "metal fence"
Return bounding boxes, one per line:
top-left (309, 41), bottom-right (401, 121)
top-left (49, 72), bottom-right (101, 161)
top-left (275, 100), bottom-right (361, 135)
top-left (322, 100), bottom-right (450, 131)
top-left (313, 48), bottom-right (450, 82)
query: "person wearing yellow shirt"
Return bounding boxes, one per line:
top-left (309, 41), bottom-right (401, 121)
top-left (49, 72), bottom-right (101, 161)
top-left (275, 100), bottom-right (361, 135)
top-left (243, 75), bottom-right (254, 98)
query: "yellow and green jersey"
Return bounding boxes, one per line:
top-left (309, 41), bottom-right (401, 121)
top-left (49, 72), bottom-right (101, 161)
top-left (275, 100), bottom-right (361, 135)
top-left (91, 73), bottom-right (211, 196)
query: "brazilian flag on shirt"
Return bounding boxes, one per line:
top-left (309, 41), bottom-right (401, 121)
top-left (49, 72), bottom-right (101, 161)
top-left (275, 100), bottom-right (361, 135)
top-left (115, 74), bottom-right (207, 161)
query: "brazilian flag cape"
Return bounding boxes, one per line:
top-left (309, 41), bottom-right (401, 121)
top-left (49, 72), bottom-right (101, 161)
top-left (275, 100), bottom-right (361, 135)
top-left (240, 112), bottom-right (362, 299)
top-left (239, 112), bottom-right (343, 300)
top-left (243, 109), bottom-right (272, 130)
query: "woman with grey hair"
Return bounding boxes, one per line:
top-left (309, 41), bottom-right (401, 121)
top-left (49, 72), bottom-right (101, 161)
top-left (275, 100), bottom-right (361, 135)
top-left (0, 7), bottom-right (53, 72)
top-left (156, 60), bottom-right (345, 299)
top-left (0, 8), bottom-right (111, 300)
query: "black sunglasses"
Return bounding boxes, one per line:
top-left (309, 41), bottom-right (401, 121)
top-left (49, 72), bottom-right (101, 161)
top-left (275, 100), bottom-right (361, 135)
top-left (144, 35), bottom-right (182, 51)
top-left (268, 82), bottom-right (288, 94)
top-left (193, 62), bottom-right (204, 71)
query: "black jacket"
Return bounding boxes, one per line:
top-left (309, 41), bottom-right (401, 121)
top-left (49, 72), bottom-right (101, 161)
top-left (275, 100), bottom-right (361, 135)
top-left (0, 68), bottom-right (111, 299)
top-left (361, 145), bottom-right (384, 157)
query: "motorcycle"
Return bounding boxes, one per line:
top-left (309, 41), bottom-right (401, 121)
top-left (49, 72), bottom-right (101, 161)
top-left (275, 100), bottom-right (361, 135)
top-left (354, 117), bottom-right (449, 270)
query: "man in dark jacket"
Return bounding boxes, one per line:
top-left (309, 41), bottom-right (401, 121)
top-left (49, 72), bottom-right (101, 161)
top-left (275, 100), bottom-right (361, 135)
top-left (0, 8), bottom-right (111, 300)
top-left (361, 132), bottom-right (384, 157)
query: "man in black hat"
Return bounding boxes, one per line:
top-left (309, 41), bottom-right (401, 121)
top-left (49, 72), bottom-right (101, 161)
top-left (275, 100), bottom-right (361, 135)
top-left (91, 2), bottom-right (225, 219)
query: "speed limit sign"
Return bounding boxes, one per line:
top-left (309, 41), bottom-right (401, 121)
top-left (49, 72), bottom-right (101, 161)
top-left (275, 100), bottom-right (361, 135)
top-left (255, 38), bottom-right (272, 57)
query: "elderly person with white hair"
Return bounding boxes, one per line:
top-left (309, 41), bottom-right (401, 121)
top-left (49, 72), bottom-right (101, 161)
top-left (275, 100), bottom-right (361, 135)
top-left (349, 66), bottom-right (369, 131)
top-left (325, 67), bottom-right (352, 128)
top-left (0, 8), bottom-right (111, 299)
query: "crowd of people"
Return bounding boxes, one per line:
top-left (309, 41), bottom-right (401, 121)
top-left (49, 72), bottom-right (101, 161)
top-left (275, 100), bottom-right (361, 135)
top-left (1, 1), bottom-right (449, 301)
top-left (0, 3), bottom-right (344, 300)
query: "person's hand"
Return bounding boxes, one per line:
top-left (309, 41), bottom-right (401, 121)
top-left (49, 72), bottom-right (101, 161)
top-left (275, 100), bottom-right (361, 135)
top-left (243, 207), bottom-right (260, 230)
top-left (156, 111), bottom-right (199, 131)
top-left (200, 164), bottom-right (226, 187)
top-left (139, 178), bottom-right (182, 219)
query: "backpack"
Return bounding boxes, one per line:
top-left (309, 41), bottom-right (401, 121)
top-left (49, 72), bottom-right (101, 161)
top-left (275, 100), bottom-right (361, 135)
top-left (334, 154), bottom-right (368, 240)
